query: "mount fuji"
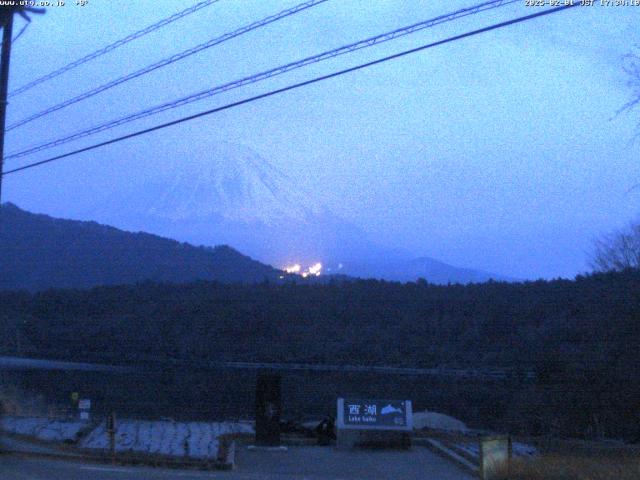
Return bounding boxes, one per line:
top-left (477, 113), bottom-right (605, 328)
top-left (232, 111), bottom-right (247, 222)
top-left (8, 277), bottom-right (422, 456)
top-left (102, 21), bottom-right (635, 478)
top-left (89, 142), bottom-right (503, 284)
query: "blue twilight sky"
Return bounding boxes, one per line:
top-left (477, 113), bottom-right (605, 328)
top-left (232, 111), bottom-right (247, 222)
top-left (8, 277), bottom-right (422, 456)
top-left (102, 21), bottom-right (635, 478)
top-left (2, 0), bottom-right (640, 280)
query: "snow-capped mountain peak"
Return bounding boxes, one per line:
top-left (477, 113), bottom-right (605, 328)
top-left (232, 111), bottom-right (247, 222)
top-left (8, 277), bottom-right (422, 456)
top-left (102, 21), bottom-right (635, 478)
top-left (147, 142), bottom-right (320, 226)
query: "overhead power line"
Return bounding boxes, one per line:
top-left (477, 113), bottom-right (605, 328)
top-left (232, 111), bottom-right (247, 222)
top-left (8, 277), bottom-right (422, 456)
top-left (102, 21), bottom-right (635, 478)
top-left (11, 22), bottom-right (28, 43)
top-left (5, 0), bottom-right (328, 131)
top-left (6, 0), bottom-right (519, 162)
top-left (2, 3), bottom-right (580, 177)
top-left (8, 0), bottom-right (221, 97)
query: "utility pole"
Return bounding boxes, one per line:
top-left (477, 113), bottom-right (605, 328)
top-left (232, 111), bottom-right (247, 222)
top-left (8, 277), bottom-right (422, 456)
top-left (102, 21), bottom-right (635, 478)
top-left (0, 8), bottom-right (13, 205)
top-left (0, 6), bottom-right (43, 205)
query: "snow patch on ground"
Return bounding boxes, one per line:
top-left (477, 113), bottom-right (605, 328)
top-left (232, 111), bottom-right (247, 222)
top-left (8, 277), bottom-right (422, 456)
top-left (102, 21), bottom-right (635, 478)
top-left (412, 410), bottom-right (468, 432)
top-left (1, 416), bottom-right (85, 442)
top-left (80, 419), bottom-right (254, 459)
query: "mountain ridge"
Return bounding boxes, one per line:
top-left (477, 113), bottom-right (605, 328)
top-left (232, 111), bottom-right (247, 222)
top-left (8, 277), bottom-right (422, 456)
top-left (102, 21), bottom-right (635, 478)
top-left (0, 202), bottom-right (285, 292)
top-left (1, 202), bottom-right (509, 290)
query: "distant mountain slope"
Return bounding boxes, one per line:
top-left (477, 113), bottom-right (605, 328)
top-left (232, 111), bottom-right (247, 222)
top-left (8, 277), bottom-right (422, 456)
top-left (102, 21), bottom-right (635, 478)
top-left (0, 203), bottom-right (283, 291)
top-left (340, 256), bottom-right (507, 284)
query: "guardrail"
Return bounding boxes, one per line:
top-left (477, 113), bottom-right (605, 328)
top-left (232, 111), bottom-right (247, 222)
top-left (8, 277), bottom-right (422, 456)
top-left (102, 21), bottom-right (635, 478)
top-left (218, 361), bottom-right (535, 380)
top-left (0, 356), bottom-right (134, 373)
top-left (0, 355), bottom-right (535, 380)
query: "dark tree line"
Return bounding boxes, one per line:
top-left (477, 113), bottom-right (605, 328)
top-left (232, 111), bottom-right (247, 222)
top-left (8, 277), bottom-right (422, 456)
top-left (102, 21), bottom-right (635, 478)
top-left (1, 270), bottom-right (639, 439)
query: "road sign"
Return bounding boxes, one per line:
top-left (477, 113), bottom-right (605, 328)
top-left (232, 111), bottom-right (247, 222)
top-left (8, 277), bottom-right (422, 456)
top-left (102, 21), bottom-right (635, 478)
top-left (80, 411), bottom-right (90, 421)
top-left (78, 399), bottom-right (91, 410)
top-left (106, 412), bottom-right (116, 433)
top-left (337, 398), bottom-right (412, 431)
top-left (107, 412), bottom-right (116, 458)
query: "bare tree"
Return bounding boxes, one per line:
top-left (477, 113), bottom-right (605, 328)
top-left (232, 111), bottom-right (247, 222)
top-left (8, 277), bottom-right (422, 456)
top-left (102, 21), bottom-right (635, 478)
top-left (591, 222), bottom-right (640, 272)
top-left (619, 48), bottom-right (640, 124)
top-left (594, 50), bottom-right (640, 272)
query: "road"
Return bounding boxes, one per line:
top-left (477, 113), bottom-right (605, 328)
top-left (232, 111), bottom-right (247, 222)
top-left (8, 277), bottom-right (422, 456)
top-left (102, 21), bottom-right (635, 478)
top-left (0, 446), bottom-right (474, 479)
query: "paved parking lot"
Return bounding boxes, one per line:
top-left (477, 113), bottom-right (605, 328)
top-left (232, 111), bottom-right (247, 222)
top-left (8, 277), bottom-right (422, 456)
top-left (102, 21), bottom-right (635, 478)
top-left (0, 445), bottom-right (473, 480)
top-left (235, 445), bottom-right (474, 479)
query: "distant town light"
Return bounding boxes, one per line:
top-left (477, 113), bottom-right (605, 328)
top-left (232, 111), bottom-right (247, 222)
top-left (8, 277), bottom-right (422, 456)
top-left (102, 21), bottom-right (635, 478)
top-left (283, 262), bottom-right (322, 277)
top-left (308, 262), bottom-right (322, 276)
top-left (284, 264), bottom-right (301, 274)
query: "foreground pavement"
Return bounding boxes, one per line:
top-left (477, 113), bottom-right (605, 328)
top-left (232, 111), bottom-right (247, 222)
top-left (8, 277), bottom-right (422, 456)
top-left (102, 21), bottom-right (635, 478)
top-left (0, 445), bottom-right (474, 479)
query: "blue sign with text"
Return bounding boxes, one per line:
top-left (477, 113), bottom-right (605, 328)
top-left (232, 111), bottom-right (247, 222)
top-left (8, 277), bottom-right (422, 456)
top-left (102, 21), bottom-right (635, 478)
top-left (337, 398), bottom-right (412, 431)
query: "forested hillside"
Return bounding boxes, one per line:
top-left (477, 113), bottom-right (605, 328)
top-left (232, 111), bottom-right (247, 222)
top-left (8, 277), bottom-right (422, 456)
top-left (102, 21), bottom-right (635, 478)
top-left (1, 270), bottom-right (639, 439)
top-left (0, 203), bottom-right (284, 290)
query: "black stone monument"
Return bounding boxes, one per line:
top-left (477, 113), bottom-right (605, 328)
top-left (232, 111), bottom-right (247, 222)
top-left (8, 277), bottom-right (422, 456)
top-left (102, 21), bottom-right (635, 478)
top-left (255, 374), bottom-right (281, 446)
